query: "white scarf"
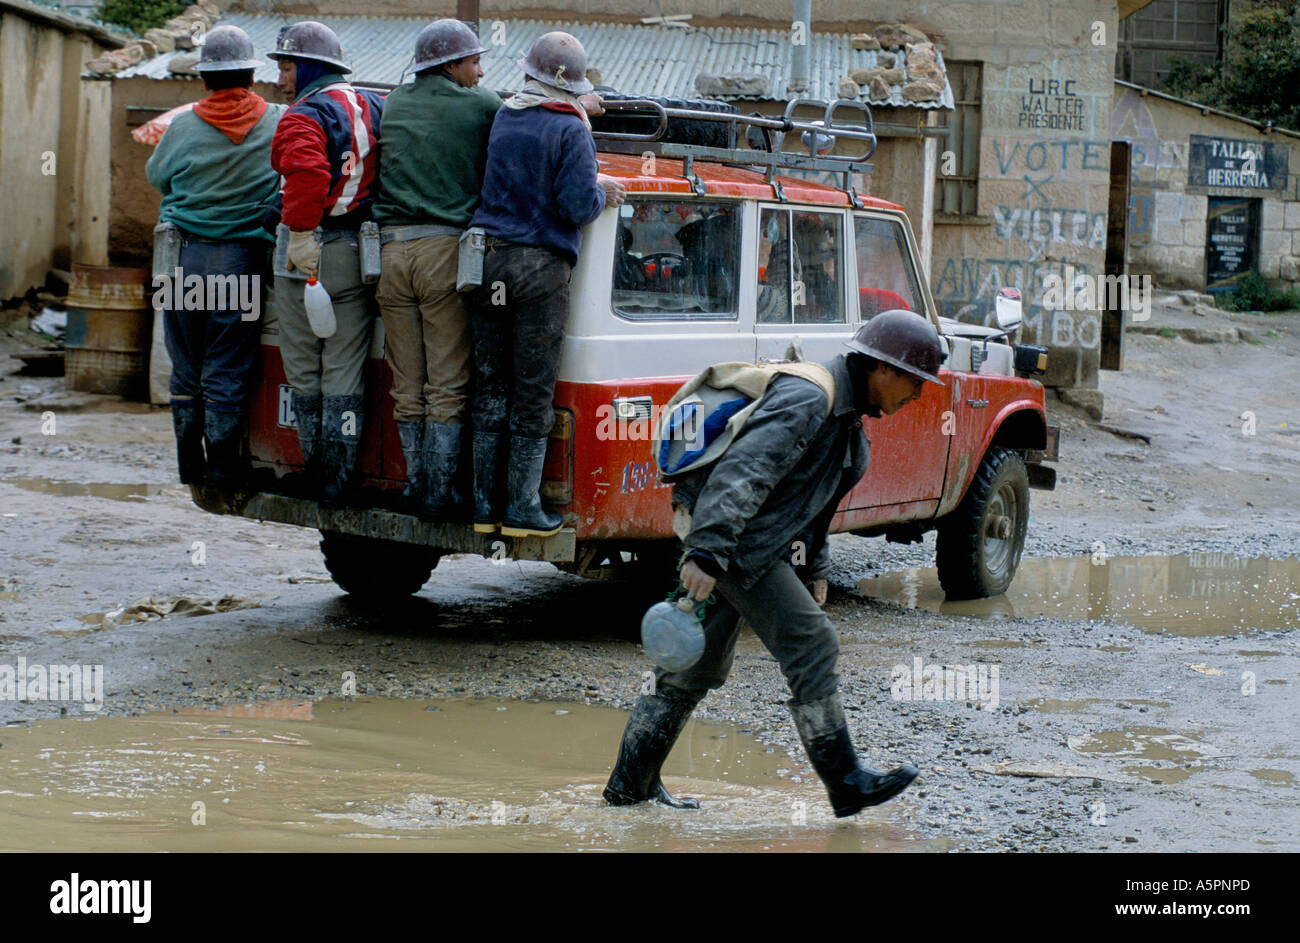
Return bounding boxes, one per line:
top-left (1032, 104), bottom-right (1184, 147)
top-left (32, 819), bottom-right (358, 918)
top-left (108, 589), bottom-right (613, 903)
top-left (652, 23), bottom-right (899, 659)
top-left (504, 78), bottom-right (592, 130)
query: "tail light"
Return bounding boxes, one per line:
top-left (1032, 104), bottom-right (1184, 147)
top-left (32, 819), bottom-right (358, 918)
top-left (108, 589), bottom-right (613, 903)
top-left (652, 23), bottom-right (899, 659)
top-left (542, 408), bottom-right (574, 504)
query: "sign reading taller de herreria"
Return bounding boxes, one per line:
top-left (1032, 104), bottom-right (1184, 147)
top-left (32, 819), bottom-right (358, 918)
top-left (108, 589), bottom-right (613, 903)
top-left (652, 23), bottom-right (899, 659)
top-left (1188, 135), bottom-right (1288, 191)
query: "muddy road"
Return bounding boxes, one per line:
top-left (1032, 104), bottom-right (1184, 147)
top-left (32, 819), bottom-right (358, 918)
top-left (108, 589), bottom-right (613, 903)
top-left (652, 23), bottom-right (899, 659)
top-left (1, 300), bottom-right (1297, 852)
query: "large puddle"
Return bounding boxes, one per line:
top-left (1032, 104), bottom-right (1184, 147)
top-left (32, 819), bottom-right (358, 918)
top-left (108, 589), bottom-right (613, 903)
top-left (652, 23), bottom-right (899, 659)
top-left (4, 476), bottom-right (166, 502)
top-left (0, 698), bottom-right (938, 852)
top-left (858, 553), bottom-right (1300, 635)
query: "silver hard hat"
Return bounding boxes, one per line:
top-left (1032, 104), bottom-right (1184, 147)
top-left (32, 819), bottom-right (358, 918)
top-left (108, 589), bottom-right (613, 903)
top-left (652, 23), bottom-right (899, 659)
top-left (517, 30), bottom-right (592, 94)
top-left (413, 19), bottom-right (488, 72)
top-left (267, 20), bottom-right (351, 73)
top-left (196, 25), bottom-right (261, 72)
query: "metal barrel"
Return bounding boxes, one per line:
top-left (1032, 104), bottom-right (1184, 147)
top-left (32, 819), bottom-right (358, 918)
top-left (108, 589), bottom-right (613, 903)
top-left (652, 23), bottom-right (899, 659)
top-left (64, 264), bottom-right (152, 399)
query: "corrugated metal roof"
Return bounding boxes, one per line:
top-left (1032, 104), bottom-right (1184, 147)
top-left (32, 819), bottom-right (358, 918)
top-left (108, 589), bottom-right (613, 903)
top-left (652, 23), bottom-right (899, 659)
top-left (114, 13), bottom-right (953, 109)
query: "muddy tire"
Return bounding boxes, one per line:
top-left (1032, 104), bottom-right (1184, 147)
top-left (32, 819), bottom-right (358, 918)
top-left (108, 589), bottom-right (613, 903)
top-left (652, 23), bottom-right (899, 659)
top-left (935, 447), bottom-right (1029, 600)
top-left (319, 532), bottom-right (440, 599)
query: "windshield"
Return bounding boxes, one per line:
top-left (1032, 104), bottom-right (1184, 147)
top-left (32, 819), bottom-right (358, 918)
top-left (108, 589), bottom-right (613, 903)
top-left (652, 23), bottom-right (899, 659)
top-left (611, 200), bottom-right (740, 320)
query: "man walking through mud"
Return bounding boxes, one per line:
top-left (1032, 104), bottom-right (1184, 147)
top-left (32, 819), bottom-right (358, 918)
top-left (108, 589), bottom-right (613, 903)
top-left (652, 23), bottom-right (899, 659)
top-left (605, 310), bottom-right (945, 817)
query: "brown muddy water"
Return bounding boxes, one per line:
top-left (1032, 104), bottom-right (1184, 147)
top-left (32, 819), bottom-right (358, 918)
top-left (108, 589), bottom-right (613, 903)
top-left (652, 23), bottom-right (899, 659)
top-left (858, 553), bottom-right (1300, 635)
top-left (5, 477), bottom-right (167, 502)
top-left (0, 697), bottom-right (940, 852)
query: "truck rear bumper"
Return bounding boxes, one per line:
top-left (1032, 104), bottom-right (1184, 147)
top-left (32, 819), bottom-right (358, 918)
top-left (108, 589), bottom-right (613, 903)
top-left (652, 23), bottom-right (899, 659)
top-left (239, 493), bottom-right (577, 563)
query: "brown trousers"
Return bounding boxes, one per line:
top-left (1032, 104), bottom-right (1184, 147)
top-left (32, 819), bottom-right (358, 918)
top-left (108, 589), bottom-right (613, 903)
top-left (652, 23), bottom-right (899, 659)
top-left (376, 234), bottom-right (470, 423)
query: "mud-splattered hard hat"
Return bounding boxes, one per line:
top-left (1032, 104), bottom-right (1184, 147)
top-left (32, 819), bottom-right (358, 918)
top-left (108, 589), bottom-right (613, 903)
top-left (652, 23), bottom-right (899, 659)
top-left (413, 19), bottom-right (488, 72)
top-left (268, 21), bottom-right (350, 73)
top-left (845, 309), bottom-right (947, 385)
top-left (196, 25), bottom-right (261, 72)
top-left (518, 31), bottom-right (592, 94)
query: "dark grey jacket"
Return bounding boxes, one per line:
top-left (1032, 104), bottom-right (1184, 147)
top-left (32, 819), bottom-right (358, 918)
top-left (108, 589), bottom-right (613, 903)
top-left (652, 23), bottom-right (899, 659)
top-left (671, 353), bottom-right (873, 589)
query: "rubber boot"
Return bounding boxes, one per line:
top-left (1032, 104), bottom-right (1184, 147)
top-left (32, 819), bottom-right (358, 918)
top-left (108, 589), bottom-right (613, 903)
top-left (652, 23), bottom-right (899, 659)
top-left (397, 420), bottom-right (424, 514)
top-left (500, 435), bottom-right (562, 538)
top-left (203, 408), bottom-right (246, 501)
top-left (790, 693), bottom-right (919, 817)
top-left (603, 686), bottom-right (701, 809)
top-left (292, 391), bottom-right (323, 499)
top-left (471, 430), bottom-right (506, 534)
top-left (420, 420), bottom-right (464, 523)
top-left (320, 394), bottom-right (363, 510)
top-left (171, 400), bottom-right (205, 485)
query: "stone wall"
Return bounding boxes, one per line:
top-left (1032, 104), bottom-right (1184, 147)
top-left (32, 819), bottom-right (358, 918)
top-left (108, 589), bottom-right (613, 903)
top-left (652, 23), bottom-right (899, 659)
top-left (1112, 83), bottom-right (1300, 290)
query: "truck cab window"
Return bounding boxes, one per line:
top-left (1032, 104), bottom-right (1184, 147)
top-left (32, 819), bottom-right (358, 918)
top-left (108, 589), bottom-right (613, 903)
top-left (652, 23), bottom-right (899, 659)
top-left (854, 215), bottom-right (924, 320)
top-left (612, 200), bottom-right (739, 320)
top-left (757, 208), bottom-right (845, 324)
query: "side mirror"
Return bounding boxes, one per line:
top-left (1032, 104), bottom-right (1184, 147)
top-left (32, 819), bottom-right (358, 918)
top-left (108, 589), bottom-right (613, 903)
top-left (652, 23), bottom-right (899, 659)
top-left (994, 287), bottom-right (1022, 331)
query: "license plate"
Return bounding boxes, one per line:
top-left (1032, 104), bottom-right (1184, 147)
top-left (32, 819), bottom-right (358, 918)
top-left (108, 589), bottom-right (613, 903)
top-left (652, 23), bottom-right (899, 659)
top-left (277, 385), bottom-right (296, 428)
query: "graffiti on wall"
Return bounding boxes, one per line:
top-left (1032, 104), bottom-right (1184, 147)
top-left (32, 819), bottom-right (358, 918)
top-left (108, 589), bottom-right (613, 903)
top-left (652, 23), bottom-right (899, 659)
top-left (1019, 77), bottom-right (1088, 132)
top-left (935, 257), bottom-right (1101, 350)
top-left (1111, 88), bottom-right (1184, 248)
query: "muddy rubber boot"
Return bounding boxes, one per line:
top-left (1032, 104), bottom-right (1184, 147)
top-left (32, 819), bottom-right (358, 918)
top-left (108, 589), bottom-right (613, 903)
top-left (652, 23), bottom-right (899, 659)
top-left (604, 687), bottom-right (701, 809)
top-left (320, 394), bottom-right (363, 510)
top-left (291, 391), bottom-right (323, 499)
top-left (500, 435), bottom-right (562, 538)
top-left (171, 400), bottom-right (205, 485)
top-left (203, 408), bottom-right (247, 504)
top-left (397, 421), bottom-right (424, 514)
top-left (420, 420), bottom-right (464, 523)
top-left (790, 694), bottom-right (919, 817)
top-left (471, 430), bottom-right (506, 534)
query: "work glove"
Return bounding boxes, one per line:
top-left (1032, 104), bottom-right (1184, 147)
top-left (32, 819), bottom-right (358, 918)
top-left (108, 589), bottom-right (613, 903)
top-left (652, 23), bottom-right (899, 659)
top-left (287, 229), bottom-right (321, 276)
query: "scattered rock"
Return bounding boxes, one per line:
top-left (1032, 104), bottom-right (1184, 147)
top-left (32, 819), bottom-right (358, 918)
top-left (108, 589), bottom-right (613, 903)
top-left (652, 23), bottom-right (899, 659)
top-left (850, 33), bottom-right (881, 51)
top-left (877, 51), bottom-right (897, 68)
top-left (143, 28), bottom-right (176, 53)
top-left (1057, 388), bottom-right (1104, 422)
top-left (905, 41), bottom-right (945, 83)
top-left (695, 72), bottom-right (768, 97)
top-left (168, 54), bottom-right (201, 76)
top-left (866, 77), bottom-right (893, 103)
top-left (901, 81), bottom-right (943, 102)
top-left (873, 23), bottom-right (930, 48)
top-left (838, 77), bottom-right (860, 100)
top-left (850, 66), bottom-right (905, 86)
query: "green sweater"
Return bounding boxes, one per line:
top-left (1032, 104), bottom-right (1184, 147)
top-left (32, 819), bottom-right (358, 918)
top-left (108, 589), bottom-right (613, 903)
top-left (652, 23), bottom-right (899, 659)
top-left (372, 72), bottom-right (503, 228)
top-left (146, 103), bottom-right (286, 243)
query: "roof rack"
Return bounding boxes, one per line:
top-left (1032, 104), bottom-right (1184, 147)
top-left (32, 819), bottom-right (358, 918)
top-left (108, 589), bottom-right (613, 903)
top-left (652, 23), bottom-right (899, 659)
top-left (592, 98), bottom-right (876, 201)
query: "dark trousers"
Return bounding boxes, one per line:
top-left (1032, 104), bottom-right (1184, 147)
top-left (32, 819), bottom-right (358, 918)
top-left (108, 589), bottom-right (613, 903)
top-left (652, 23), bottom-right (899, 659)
top-left (656, 561), bottom-right (841, 705)
top-left (164, 238), bottom-right (268, 415)
top-left (467, 242), bottom-right (572, 438)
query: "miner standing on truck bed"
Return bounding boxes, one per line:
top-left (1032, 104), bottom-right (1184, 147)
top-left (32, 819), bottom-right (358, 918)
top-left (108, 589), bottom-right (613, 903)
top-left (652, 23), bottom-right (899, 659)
top-left (605, 310), bottom-right (946, 817)
top-left (269, 20), bottom-right (384, 507)
top-left (464, 31), bottom-right (626, 538)
top-left (146, 25), bottom-right (284, 501)
top-left (373, 19), bottom-right (502, 521)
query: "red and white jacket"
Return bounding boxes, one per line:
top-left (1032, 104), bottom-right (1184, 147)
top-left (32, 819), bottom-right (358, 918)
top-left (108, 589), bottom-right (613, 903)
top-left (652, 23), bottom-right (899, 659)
top-left (271, 82), bottom-right (385, 231)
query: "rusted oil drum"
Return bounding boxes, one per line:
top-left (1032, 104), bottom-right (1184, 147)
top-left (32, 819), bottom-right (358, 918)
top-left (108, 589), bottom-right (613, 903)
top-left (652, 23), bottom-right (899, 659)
top-left (64, 264), bottom-right (152, 399)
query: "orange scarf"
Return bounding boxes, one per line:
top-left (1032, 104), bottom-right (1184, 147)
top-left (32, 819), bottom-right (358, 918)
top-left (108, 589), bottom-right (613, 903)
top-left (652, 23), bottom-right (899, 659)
top-left (193, 88), bottom-right (268, 145)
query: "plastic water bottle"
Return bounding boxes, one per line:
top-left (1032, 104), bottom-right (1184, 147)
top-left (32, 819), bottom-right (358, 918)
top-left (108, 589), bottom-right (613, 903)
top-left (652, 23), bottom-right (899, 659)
top-left (304, 277), bottom-right (336, 339)
top-left (641, 592), bottom-right (708, 672)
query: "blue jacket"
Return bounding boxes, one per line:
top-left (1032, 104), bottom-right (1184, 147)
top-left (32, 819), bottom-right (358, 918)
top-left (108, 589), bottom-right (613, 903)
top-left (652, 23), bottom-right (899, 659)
top-left (469, 105), bottom-right (606, 264)
top-left (671, 355), bottom-right (876, 588)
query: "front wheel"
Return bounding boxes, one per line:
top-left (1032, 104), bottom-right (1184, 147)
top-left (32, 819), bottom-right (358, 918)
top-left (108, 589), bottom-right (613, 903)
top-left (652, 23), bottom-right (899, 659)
top-left (319, 532), bottom-right (441, 599)
top-left (935, 447), bottom-right (1029, 600)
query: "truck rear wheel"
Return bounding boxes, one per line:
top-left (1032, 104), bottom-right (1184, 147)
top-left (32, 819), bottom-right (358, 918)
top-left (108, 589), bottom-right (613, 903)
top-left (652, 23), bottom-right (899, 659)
top-left (935, 447), bottom-right (1029, 600)
top-left (319, 532), bottom-right (440, 599)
